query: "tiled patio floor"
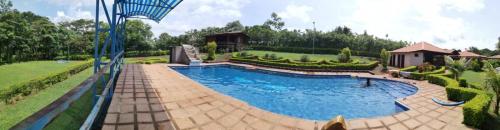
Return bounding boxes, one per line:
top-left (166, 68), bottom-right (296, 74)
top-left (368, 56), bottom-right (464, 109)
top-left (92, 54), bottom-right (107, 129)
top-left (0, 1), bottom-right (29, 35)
top-left (103, 63), bottom-right (476, 130)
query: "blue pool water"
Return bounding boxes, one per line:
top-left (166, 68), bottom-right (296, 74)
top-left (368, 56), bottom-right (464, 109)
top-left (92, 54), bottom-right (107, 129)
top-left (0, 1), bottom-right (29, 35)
top-left (171, 65), bottom-right (417, 120)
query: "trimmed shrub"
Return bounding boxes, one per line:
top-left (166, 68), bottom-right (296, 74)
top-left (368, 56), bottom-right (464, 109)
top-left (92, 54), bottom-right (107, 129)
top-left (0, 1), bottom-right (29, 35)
top-left (230, 57), bottom-right (378, 70)
top-left (206, 41), bottom-right (217, 60)
top-left (0, 59), bottom-right (94, 103)
top-left (459, 78), bottom-right (467, 87)
top-left (125, 50), bottom-right (168, 57)
top-left (400, 66), bottom-right (417, 72)
top-left (54, 55), bottom-right (93, 60)
top-left (300, 55), bottom-right (310, 62)
top-left (270, 54), bottom-right (278, 60)
top-left (427, 74), bottom-right (492, 128)
top-left (338, 48), bottom-right (351, 63)
top-left (408, 66), bottom-right (446, 80)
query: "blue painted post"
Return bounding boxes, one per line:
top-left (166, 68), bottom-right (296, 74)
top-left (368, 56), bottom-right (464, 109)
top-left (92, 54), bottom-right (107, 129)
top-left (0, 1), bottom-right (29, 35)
top-left (92, 0), bottom-right (100, 106)
top-left (110, 0), bottom-right (117, 79)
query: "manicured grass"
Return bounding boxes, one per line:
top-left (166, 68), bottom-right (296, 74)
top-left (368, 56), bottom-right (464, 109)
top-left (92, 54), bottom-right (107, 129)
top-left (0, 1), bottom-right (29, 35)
top-left (124, 55), bottom-right (168, 64)
top-left (460, 70), bottom-right (486, 86)
top-left (244, 50), bottom-right (374, 62)
top-left (0, 61), bottom-right (84, 88)
top-left (0, 68), bottom-right (93, 130)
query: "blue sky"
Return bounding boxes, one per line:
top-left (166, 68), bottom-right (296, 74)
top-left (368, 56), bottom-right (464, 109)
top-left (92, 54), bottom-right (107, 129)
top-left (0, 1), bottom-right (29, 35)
top-left (12, 0), bottom-right (500, 50)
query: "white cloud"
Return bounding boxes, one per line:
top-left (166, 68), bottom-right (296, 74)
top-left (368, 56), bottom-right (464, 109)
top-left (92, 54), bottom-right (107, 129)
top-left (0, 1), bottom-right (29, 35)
top-left (278, 4), bottom-right (313, 23)
top-left (144, 0), bottom-right (250, 37)
top-left (346, 0), bottom-right (485, 49)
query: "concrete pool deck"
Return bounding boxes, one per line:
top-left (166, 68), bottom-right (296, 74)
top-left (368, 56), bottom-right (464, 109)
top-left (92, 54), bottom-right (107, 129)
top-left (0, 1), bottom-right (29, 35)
top-left (103, 63), bottom-right (475, 130)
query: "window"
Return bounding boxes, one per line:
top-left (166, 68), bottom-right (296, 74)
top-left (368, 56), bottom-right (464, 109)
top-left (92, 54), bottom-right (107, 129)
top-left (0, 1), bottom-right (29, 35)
top-left (414, 53), bottom-right (419, 57)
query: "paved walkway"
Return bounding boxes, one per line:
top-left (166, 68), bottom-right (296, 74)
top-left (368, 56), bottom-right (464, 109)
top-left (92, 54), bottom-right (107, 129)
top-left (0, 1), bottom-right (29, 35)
top-left (103, 63), bottom-right (475, 130)
top-left (102, 64), bottom-right (176, 130)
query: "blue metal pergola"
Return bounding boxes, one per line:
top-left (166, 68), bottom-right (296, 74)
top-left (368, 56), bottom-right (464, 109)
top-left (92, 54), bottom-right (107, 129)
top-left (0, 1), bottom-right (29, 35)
top-left (11, 0), bottom-right (182, 130)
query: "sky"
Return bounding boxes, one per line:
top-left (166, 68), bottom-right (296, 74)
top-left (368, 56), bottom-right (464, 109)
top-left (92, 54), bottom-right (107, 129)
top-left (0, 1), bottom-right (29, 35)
top-left (11, 0), bottom-right (500, 50)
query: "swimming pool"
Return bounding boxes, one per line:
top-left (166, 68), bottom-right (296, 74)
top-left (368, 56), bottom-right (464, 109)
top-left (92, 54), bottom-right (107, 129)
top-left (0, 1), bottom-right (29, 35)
top-left (171, 65), bottom-right (417, 120)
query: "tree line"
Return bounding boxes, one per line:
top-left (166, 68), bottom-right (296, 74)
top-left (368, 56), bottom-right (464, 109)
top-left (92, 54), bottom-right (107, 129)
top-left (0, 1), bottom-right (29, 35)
top-left (156, 12), bottom-right (411, 55)
top-left (0, 0), bottom-right (160, 64)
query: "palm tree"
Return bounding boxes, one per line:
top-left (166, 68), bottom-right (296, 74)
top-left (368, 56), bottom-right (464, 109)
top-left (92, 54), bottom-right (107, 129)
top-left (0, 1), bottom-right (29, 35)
top-left (484, 62), bottom-right (500, 114)
top-left (444, 56), bottom-right (468, 80)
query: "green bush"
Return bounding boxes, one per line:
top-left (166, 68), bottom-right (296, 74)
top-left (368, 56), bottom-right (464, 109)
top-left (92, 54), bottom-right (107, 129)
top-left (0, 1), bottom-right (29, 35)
top-left (206, 41), bottom-right (217, 60)
top-left (0, 59), bottom-right (94, 103)
top-left (427, 74), bottom-right (492, 128)
top-left (270, 54), bottom-right (279, 60)
top-left (338, 48), bottom-right (351, 63)
top-left (470, 59), bottom-right (482, 72)
top-left (124, 50), bottom-right (168, 57)
top-left (459, 78), bottom-right (467, 87)
top-left (300, 55), bottom-right (310, 62)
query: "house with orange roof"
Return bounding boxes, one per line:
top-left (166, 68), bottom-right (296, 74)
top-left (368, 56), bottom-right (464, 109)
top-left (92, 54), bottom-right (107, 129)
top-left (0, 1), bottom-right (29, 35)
top-left (389, 42), bottom-right (486, 68)
top-left (389, 42), bottom-right (452, 67)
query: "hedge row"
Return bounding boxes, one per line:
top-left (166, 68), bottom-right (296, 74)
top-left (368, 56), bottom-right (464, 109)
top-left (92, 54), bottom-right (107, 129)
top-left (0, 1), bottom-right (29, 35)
top-left (407, 66), bottom-right (446, 80)
top-left (0, 59), bottom-right (94, 104)
top-left (125, 50), bottom-right (169, 57)
top-left (399, 66), bottom-right (417, 72)
top-left (136, 58), bottom-right (168, 64)
top-left (230, 57), bottom-right (379, 70)
top-left (427, 74), bottom-right (492, 128)
top-left (249, 46), bottom-right (381, 58)
top-left (54, 55), bottom-right (93, 60)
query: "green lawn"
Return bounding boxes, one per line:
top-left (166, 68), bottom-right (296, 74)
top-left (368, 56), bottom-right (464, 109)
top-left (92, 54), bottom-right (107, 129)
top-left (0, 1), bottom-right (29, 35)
top-left (0, 61), bottom-right (84, 88)
top-left (244, 50), bottom-right (374, 62)
top-left (460, 70), bottom-right (486, 86)
top-left (124, 55), bottom-right (168, 64)
top-left (0, 67), bottom-right (93, 130)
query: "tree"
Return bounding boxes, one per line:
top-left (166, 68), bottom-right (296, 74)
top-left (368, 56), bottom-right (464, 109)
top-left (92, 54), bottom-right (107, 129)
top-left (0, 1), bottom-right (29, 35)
top-left (155, 32), bottom-right (179, 50)
top-left (483, 62), bottom-right (500, 114)
top-left (225, 20), bottom-right (244, 32)
top-left (125, 20), bottom-right (154, 52)
top-left (444, 56), bottom-right (468, 80)
top-left (264, 12), bottom-right (285, 31)
top-left (0, 0), bottom-right (12, 14)
top-left (206, 41), bottom-right (217, 60)
top-left (380, 49), bottom-right (390, 70)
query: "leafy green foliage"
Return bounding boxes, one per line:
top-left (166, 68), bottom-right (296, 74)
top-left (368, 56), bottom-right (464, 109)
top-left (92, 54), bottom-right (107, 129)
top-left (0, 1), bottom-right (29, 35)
top-left (338, 48), bottom-right (351, 63)
top-left (445, 56), bottom-right (469, 80)
top-left (483, 62), bottom-right (500, 114)
top-left (206, 41), bottom-right (217, 60)
top-left (380, 49), bottom-right (389, 70)
top-left (469, 59), bottom-right (482, 72)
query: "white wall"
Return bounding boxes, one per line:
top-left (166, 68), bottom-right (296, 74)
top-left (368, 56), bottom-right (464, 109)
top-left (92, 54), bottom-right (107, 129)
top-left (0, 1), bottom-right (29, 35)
top-left (404, 52), bottom-right (423, 67)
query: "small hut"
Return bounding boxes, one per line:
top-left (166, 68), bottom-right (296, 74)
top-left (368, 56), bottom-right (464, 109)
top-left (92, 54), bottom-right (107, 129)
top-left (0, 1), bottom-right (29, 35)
top-left (205, 31), bottom-right (249, 52)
